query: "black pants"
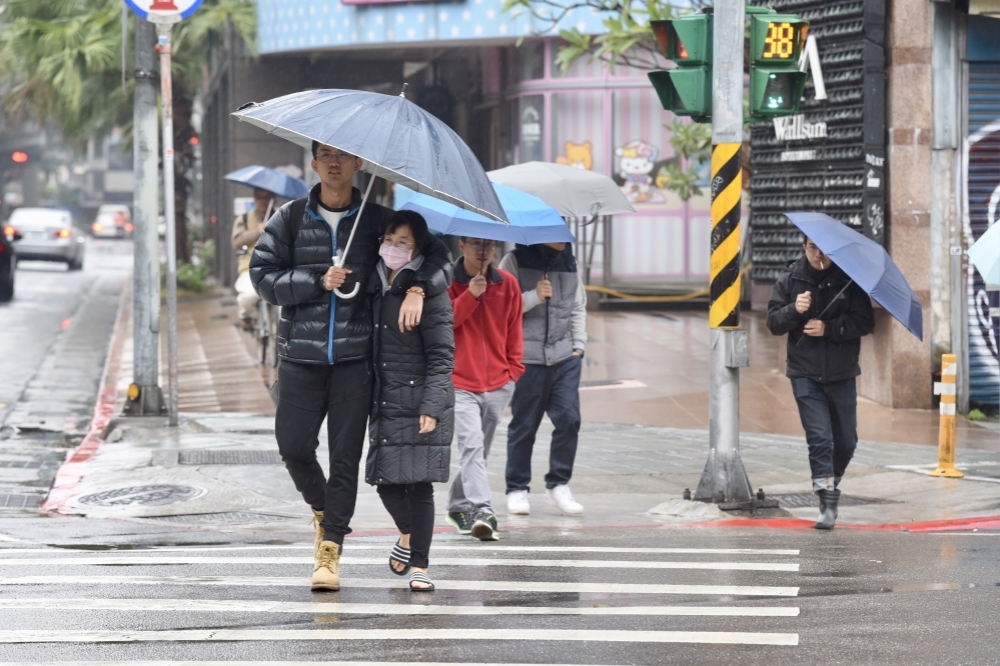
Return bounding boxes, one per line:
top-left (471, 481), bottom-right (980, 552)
top-left (506, 355), bottom-right (583, 492)
top-left (790, 377), bottom-right (858, 481)
top-left (377, 483), bottom-right (435, 568)
top-left (275, 358), bottom-right (372, 545)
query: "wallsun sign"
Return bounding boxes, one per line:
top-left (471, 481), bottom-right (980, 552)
top-left (773, 115), bottom-right (828, 141)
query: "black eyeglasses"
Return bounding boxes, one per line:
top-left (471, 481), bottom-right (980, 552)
top-left (464, 240), bottom-right (496, 251)
top-left (315, 151), bottom-right (356, 164)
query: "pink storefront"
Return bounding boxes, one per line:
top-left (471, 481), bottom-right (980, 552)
top-left (503, 39), bottom-right (713, 292)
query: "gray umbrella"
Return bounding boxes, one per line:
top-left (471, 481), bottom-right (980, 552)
top-left (488, 161), bottom-right (635, 218)
top-left (232, 88), bottom-right (505, 298)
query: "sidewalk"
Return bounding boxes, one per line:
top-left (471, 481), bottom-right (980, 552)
top-left (42, 289), bottom-right (1000, 542)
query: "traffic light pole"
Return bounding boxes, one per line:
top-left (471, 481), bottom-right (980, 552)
top-left (693, 0), bottom-right (754, 504)
top-left (126, 16), bottom-right (165, 418)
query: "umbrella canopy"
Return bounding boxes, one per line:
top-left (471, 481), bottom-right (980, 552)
top-left (785, 212), bottom-right (924, 341)
top-left (398, 183), bottom-right (576, 245)
top-left (224, 165), bottom-right (310, 200)
top-left (231, 89), bottom-right (505, 223)
top-left (487, 161), bottom-right (635, 218)
top-left (968, 222), bottom-right (1000, 289)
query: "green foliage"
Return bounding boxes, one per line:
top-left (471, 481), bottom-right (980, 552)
top-left (0, 0), bottom-right (258, 147)
top-left (654, 120), bottom-right (711, 201)
top-left (175, 260), bottom-right (212, 293)
top-left (967, 409), bottom-right (987, 421)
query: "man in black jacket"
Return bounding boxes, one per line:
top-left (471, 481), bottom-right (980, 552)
top-left (766, 237), bottom-right (875, 530)
top-left (250, 142), bottom-right (452, 590)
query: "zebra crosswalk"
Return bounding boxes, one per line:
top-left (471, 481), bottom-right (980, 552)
top-left (0, 536), bottom-right (803, 661)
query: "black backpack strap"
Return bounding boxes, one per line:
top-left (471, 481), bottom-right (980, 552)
top-left (289, 197), bottom-right (308, 243)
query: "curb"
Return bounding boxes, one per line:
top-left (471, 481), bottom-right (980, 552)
top-left (40, 283), bottom-right (131, 515)
top-left (685, 515), bottom-right (1000, 532)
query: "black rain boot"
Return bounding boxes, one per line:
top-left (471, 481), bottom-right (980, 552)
top-left (814, 488), bottom-right (840, 530)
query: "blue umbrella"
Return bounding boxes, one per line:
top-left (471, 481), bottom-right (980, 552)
top-left (968, 222), bottom-right (1000, 288)
top-left (398, 183), bottom-right (576, 245)
top-left (224, 165), bottom-right (310, 201)
top-left (785, 212), bottom-right (923, 341)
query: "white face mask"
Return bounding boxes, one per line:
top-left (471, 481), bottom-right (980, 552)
top-left (379, 243), bottom-right (413, 270)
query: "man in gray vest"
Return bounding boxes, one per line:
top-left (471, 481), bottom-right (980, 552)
top-left (499, 242), bottom-right (587, 515)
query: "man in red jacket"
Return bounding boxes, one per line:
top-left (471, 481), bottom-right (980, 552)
top-left (446, 237), bottom-right (524, 541)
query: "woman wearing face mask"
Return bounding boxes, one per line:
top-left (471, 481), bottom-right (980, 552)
top-left (365, 210), bottom-right (455, 591)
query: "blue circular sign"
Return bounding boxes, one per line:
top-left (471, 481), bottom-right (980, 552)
top-left (124, 0), bottom-right (204, 21)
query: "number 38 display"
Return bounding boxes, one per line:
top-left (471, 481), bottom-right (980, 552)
top-left (749, 15), bottom-right (809, 118)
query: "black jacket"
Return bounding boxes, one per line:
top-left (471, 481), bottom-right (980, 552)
top-left (249, 185), bottom-right (452, 365)
top-left (365, 261), bottom-right (455, 485)
top-left (766, 257), bottom-right (875, 383)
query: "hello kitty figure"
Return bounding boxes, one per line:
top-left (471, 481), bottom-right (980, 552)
top-left (616, 140), bottom-right (665, 204)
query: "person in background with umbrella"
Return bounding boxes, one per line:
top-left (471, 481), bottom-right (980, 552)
top-left (231, 187), bottom-right (275, 331)
top-left (766, 237), bottom-right (875, 530)
top-left (249, 142), bottom-right (453, 591)
top-left (499, 241), bottom-right (587, 516)
top-left (446, 237), bottom-right (524, 541)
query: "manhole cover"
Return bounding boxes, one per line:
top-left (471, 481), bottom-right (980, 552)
top-left (144, 511), bottom-right (300, 525)
top-left (770, 493), bottom-right (892, 508)
top-left (75, 485), bottom-right (206, 507)
top-left (0, 494), bottom-right (43, 509)
top-left (179, 450), bottom-right (283, 465)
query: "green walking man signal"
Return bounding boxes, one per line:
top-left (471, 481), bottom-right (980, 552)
top-left (648, 9), bottom-right (810, 122)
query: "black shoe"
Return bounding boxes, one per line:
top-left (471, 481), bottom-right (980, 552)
top-left (446, 511), bottom-right (474, 535)
top-left (471, 512), bottom-right (499, 541)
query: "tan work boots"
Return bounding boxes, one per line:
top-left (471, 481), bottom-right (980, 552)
top-left (312, 540), bottom-right (341, 591)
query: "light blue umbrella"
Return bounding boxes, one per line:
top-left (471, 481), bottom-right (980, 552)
top-left (398, 183), bottom-right (575, 245)
top-left (785, 212), bottom-right (923, 341)
top-left (232, 88), bottom-right (505, 298)
top-left (968, 222), bottom-right (1000, 289)
top-left (224, 165), bottom-right (310, 200)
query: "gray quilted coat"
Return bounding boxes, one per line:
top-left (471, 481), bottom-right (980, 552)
top-left (365, 261), bottom-right (455, 485)
top-left (249, 185), bottom-right (452, 365)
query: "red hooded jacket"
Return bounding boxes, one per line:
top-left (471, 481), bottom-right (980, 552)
top-left (447, 258), bottom-right (525, 393)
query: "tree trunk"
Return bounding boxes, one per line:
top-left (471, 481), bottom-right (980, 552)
top-left (172, 87), bottom-right (194, 263)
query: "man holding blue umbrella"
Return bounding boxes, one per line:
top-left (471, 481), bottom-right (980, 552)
top-left (766, 237), bottom-right (875, 530)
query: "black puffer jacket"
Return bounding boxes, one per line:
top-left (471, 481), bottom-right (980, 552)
top-left (249, 185), bottom-right (452, 365)
top-left (766, 257), bottom-right (876, 383)
top-left (365, 260), bottom-right (455, 485)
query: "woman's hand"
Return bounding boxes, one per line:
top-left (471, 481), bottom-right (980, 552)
top-left (419, 415), bottom-right (437, 434)
top-left (399, 291), bottom-right (424, 331)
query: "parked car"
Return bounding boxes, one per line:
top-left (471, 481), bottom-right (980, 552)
top-left (6, 207), bottom-right (85, 271)
top-left (92, 204), bottom-right (133, 238)
top-left (0, 224), bottom-right (18, 301)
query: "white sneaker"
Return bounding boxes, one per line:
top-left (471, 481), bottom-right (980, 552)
top-left (545, 485), bottom-right (584, 514)
top-left (507, 490), bottom-right (530, 515)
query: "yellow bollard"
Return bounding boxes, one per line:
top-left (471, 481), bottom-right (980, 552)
top-left (929, 354), bottom-right (964, 478)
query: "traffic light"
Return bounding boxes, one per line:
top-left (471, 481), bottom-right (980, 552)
top-left (748, 14), bottom-right (809, 119)
top-left (11, 151), bottom-right (28, 164)
top-left (648, 15), bottom-right (713, 122)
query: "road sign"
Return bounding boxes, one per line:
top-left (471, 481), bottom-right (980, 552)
top-left (124, 0), bottom-right (204, 24)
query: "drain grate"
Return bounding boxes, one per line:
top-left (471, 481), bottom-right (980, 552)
top-left (580, 380), bottom-right (624, 388)
top-left (76, 485), bottom-right (206, 507)
top-left (144, 511), bottom-right (301, 525)
top-left (0, 460), bottom-right (61, 469)
top-left (0, 494), bottom-right (43, 509)
top-left (770, 493), bottom-right (892, 508)
top-left (179, 450), bottom-right (283, 465)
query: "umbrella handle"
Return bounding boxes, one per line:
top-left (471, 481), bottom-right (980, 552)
top-left (795, 279), bottom-right (853, 347)
top-left (331, 174), bottom-right (377, 301)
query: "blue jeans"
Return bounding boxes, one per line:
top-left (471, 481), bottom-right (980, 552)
top-left (790, 377), bottom-right (858, 480)
top-left (506, 355), bottom-right (583, 492)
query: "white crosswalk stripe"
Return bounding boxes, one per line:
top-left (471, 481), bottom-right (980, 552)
top-left (0, 537), bottom-right (803, 656)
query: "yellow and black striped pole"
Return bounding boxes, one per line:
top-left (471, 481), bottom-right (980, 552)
top-left (709, 143), bottom-right (742, 329)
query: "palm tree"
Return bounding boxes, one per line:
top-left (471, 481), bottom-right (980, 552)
top-left (0, 0), bottom-right (257, 262)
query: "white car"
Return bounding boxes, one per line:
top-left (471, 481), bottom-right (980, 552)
top-left (92, 204), bottom-right (133, 238)
top-left (7, 207), bottom-right (86, 271)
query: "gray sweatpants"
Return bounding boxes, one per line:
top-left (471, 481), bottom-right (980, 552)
top-left (448, 381), bottom-right (516, 514)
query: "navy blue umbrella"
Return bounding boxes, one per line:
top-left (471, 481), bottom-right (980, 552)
top-left (224, 165), bottom-right (310, 200)
top-left (785, 212), bottom-right (923, 340)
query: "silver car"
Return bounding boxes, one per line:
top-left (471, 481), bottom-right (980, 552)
top-left (7, 207), bottom-right (86, 271)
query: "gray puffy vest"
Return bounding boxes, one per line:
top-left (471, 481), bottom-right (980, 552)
top-left (511, 244), bottom-right (578, 366)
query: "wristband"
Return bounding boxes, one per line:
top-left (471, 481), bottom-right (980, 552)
top-left (406, 286), bottom-right (426, 298)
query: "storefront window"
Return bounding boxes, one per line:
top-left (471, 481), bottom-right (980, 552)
top-left (517, 40), bottom-right (545, 81)
top-left (518, 95), bottom-right (545, 162)
top-left (551, 91), bottom-right (605, 173)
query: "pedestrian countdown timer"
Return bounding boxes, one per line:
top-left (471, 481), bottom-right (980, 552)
top-left (748, 14), bottom-right (808, 118)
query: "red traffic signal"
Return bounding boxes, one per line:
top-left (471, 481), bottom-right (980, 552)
top-left (11, 151), bottom-right (28, 163)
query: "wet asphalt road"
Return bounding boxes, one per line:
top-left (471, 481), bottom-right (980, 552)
top-left (0, 521), bottom-right (998, 664)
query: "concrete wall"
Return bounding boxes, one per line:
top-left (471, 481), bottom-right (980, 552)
top-left (859, 0), bottom-right (934, 408)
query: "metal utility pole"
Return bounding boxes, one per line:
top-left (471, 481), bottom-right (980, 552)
top-left (125, 15), bottom-right (165, 417)
top-left (693, 0), bottom-right (754, 505)
top-left (156, 23), bottom-right (180, 427)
